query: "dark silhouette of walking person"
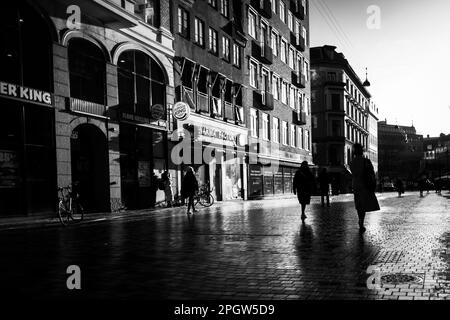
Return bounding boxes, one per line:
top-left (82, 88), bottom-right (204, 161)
top-left (318, 168), bottom-right (330, 207)
top-left (394, 178), bottom-right (404, 198)
top-left (293, 161), bottom-right (315, 221)
top-left (181, 166), bottom-right (199, 215)
top-left (418, 175), bottom-right (426, 197)
top-left (161, 171), bottom-right (174, 207)
top-left (435, 179), bottom-right (442, 195)
top-left (349, 143), bottom-right (380, 233)
top-left (150, 172), bottom-right (159, 208)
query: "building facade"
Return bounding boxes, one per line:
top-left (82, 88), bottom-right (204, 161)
top-left (367, 100), bottom-right (379, 175)
top-left (378, 120), bottom-right (423, 188)
top-left (243, 0), bottom-right (313, 199)
top-left (170, 0), bottom-right (312, 200)
top-left (170, 0), bottom-right (249, 201)
top-left (310, 45), bottom-right (372, 193)
top-left (421, 134), bottom-right (450, 181)
top-left (0, 0), bottom-right (175, 216)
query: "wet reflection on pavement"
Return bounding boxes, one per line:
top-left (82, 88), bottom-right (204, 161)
top-left (0, 192), bottom-right (449, 300)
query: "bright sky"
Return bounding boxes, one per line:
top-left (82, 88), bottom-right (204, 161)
top-left (310, 0), bottom-right (450, 137)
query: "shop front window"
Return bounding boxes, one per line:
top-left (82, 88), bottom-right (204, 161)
top-left (0, 1), bottom-right (55, 216)
top-left (118, 50), bottom-right (166, 119)
top-left (0, 1), bottom-right (53, 91)
top-left (118, 50), bottom-right (167, 209)
top-left (68, 39), bottom-right (106, 104)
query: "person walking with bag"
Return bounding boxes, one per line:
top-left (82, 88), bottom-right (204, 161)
top-left (293, 161), bottom-right (316, 221)
top-left (181, 166), bottom-right (199, 215)
top-left (349, 143), bottom-right (380, 233)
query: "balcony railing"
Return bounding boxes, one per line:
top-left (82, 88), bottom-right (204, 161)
top-left (66, 97), bottom-right (107, 118)
top-left (211, 96), bottom-right (223, 118)
top-left (290, 0), bottom-right (305, 20)
top-left (296, 34), bottom-right (306, 52)
top-left (178, 86), bottom-right (196, 110)
top-left (197, 92), bottom-right (209, 113)
top-left (224, 102), bottom-right (234, 122)
top-left (176, 85), bottom-right (243, 125)
top-left (292, 71), bottom-right (306, 88)
top-left (235, 105), bottom-right (244, 125)
top-left (250, 0), bottom-right (272, 19)
top-left (290, 32), bottom-right (306, 51)
top-left (293, 110), bottom-right (307, 125)
top-left (224, 103), bottom-right (244, 125)
top-left (253, 90), bottom-right (274, 111)
top-left (251, 40), bottom-right (273, 65)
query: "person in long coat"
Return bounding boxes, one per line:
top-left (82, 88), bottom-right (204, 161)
top-left (293, 161), bottom-right (315, 221)
top-left (181, 166), bottom-right (199, 215)
top-left (349, 143), bottom-right (380, 232)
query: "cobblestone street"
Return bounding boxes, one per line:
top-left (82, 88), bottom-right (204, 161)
top-left (1, 191), bottom-right (450, 300)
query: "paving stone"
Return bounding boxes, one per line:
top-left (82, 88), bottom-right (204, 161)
top-left (2, 192), bottom-right (450, 300)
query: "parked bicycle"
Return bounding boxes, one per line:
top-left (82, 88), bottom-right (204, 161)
top-left (195, 184), bottom-right (214, 207)
top-left (57, 184), bottom-right (84, 226)
top-left (154, 184), bottom-right (215, 208)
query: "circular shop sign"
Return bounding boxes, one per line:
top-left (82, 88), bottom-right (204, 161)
top-left (150, 104), bottom-right (165, 120)
top-left (237, 133), bottom-right (247, 147)
top-left (173, 102), bottom-right (191, 121)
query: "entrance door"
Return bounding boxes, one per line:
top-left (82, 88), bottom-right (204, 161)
top-left (71, 124), bottom-right (110, 213)
top-left (215, 164), bottom-right (222, 201)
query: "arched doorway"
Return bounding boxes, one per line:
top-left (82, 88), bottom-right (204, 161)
top-left (71, 124), bottom-right (110, 213)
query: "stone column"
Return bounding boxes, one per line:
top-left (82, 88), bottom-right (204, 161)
top-left (53, 43), bottom-right (72, 189)
top-left (106, 62), bottom-right (122, 211)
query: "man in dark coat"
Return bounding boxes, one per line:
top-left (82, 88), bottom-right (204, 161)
top-left (181, 166), bottom-right (199, 215)
top-left (293, 161), bottom-right (315, 221)
top-left (318, 168), bottom-right (330, 207)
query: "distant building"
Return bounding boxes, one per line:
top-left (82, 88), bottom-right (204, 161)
top-left (378, 121), bottom-right (423, 187)
top-left (243, 0), bottom-right (313, 199)
top-left (422, 134), bottom-right (450, 180)
top-left (367, 101), bottom-right (379, 175)
top-left (310, 45), bottom-right (373, 193)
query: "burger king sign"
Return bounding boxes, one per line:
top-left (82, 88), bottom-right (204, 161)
top-left (173, 101), bottom-right (190, 121)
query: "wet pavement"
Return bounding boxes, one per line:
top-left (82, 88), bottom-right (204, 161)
top-left (1, 191), bottom-right (450, 300)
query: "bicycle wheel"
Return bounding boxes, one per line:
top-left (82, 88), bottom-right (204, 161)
top-left (58, 201), bottom-right (70, 226)
top-left (199, 193), bottom-right (214, 207)
top-left (70, 201), bottom-right (84, 222)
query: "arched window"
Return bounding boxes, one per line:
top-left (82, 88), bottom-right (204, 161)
top-left (0, 1), bottom-right (53, 91)
top-left (68, 38), bottom-right (106, 104)
top-left (117, 50), bottom-right (166, 119)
